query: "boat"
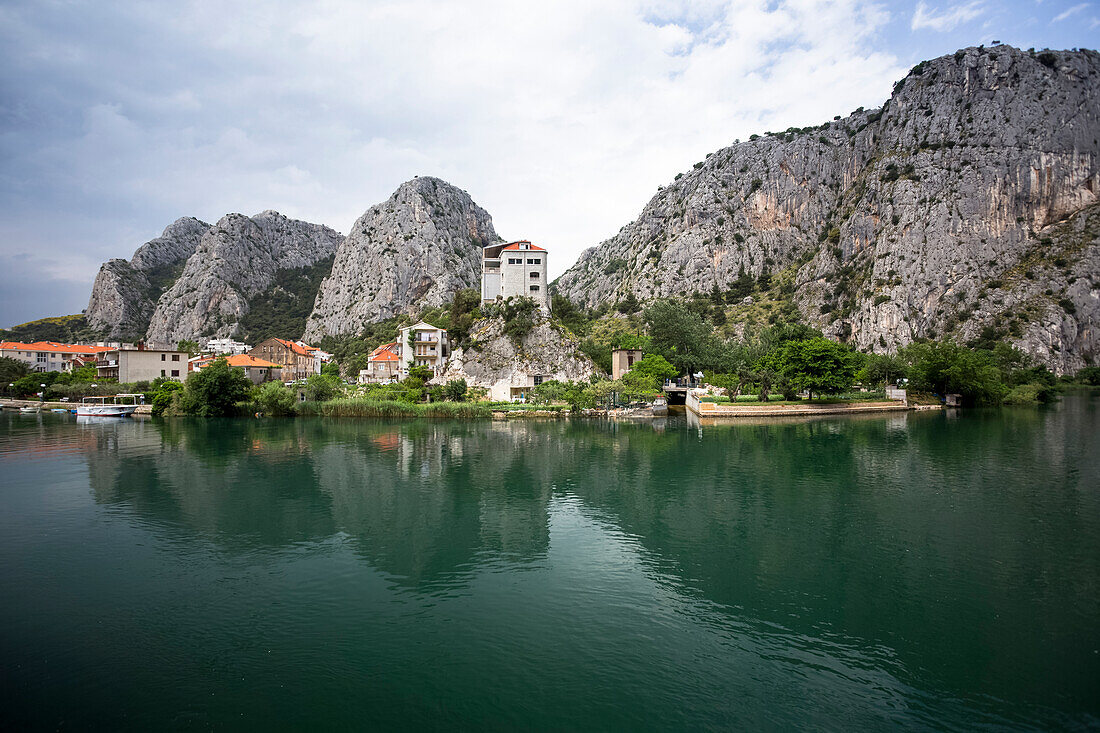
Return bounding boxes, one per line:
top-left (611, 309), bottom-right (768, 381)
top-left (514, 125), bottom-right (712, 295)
top-left (19, 405), bottom-right (40, 414)
top-left (51, 408), bottom-right (71, 413)
top-left (76, 394), bottom-right (144, 418)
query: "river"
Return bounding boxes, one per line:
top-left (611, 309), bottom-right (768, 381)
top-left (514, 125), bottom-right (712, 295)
top-left (1, 395), bottom-right (1098, 730)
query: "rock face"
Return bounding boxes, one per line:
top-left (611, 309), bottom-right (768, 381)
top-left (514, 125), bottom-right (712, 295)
top-left (303, 177), bottom-right (499, 341)
top-left (554, 46), bottom-right (1100, 372)
top-left (85, 217), bottom-right (209, 340)
top-left (145, 211), bottom-right (342, 344)
top-left (439, 317), bottom-right (598, 401)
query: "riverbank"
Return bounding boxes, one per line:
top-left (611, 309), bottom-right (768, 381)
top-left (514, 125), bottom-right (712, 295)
top-left (686, 390), bottom-right (938, 418)
top-left (0, 398), bottom-right (153, 414)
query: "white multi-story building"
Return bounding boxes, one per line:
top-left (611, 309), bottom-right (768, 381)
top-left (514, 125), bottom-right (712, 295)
top-left (398, 322), bottom-right (449, 378)
top-left (0, 341), bottom-right (113, 373)
top-left (481, 240), bottom-right (549, 311)
top-left (204, 338), bottom-right (250, 355)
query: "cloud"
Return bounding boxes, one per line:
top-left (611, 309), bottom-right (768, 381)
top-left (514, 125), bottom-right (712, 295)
top-left (0, 0), bottom-right (907, 324)
top-left (1052, 2), bottom-right (1089, 21)
top-left (911, 1), bottom-right (986, 30)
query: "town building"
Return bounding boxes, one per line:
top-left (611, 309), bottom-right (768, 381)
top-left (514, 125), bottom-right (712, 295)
top-left (481, 241), bottom-right (549, 311)
top-left (359, 342), bottom-right (401, 384)
top-left (97, 347), bottom-right (189, 382)
top-left (248, 338), bottom-right (316, 381)
top-left (193, 354), bottom-right (282, 384)
top-left (204, 338), bottom-right (251, 355)
top-left (611, 349), bottom-right (644, 380)
top-left (298, 343), bottom-right (333, 374)
top-left (398, 322), bottom-right (449, 378)
top-left (0, 341), bottom-right (113, 373)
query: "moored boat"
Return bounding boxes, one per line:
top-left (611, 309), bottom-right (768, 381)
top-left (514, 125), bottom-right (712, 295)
top-left (76, 394), bottom-right (144, 417)
top-left (19, 405), bottom-right (40, 414)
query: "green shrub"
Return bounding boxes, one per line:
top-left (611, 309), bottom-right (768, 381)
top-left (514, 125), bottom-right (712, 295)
top-left (255, 381), bottom-right (296, 416)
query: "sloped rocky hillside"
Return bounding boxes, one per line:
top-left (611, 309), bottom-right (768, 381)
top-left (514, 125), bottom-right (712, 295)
top-left (85, 217), bottom-right (209, 340)
top-left (554, 46), bottom-right (1100, 372)
top-left (145, 211), bottom-right (343, 344)
top-left (303, 177), bottom-right (499, 341)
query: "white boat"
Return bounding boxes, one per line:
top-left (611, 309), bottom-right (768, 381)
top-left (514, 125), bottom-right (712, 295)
top-left (19, 405), bottom-right (40, 414)
top-left (76, 394), bottom-right (144, 417)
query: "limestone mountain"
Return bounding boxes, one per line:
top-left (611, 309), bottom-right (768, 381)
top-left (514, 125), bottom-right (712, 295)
top-left (303, 177), bottom-right (499, 341)
top-left (554, 46), bottom-right (1100, 373)
top-left (85, 217), bottom-right (209, 340)
top-left (145, 211), bottom-right (343, 344)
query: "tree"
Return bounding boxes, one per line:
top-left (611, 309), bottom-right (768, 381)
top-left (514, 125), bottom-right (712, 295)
top-left (857, 353), bottom-right (906, 388)
top-left (177, 340), bottom-right (201, 356)
top-left (501, 297), bottom-right (539, 346)
top-left (769, 337), bottom-right (857, 399)
top-left (407, 365), bottom-right (434, 382)
top-left (1076, 366), bottom-right (1100, 386)
top-left (0, 356), bottom-right (29, 388)
top-left (898, 340), bottom-right (1006, 406)
top-left (443, 378), bottom-right (468, 401)
top-left (304, 373), bottom-right (338, 402)
top-left (321, 361), bottom-right (342, 378)
top-left (255, 381), bottom-right (296, 416)
top-left (178, 358), bottom-right (253, 416)
top-left (616, 292), bottom-right (641, 314)
top-left (644, 299), bottom-right (734, 375)
top-left (150, 381), bottom-right (183, 416)
top-left (630, 354), bottom-right (678, 383)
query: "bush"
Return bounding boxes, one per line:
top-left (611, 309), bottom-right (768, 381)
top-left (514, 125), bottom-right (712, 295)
top-left (304, 374), bottom-right (339, 402)
top-left (255, 381), bottom-right (296, 416)
top-left (501, 297), bottom-right (540, 347)
top-left (151, 381), bottom-right (183, 417)
top-left (1075, 366), bottom-right (1100, 386)
top-left (443, 378), bottom-right (468, 401)
top-left (178, 358), bottom-right (254, 417)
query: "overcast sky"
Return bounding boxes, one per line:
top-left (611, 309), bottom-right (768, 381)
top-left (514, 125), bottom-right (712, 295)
top-left (1, 0), bottom-right (1096, 327)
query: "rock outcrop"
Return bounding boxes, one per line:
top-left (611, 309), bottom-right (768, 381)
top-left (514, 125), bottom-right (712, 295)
top-left (145, 211), bottom-right (342, 344)
top-left (303, 177), bottom-right (499, 341)
top-left (439, 316), bottom-right (598, 401)
top-left (554, 46), bottom-right (1100, 372)
top-left (85, 217), bottom-right (209, 340)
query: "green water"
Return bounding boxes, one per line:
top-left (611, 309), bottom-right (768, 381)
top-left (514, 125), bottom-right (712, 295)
top-left (1, 397), bottom-right (1098, 730)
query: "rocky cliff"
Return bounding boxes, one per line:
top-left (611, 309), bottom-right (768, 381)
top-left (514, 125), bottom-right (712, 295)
top-left (144, 211), bottom-right (342, 344)
top-left (439, 316), bottom-right (598, 400)
top-left (85, 217), bottom-right (209, 340)
top-left (303, 177), bottom-right (499, 341)
top-left (554, 46), bottom-right (1100, 373)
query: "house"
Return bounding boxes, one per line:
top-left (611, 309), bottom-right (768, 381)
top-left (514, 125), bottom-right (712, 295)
top-left (204, 338), bottom-right (251, 355)
top-left (500, 373), bottom-right (552, 402)
top-left (193, 354), bottom-right (282, 384)
top-left (0, 341), bottom-right (113, 373)
top-left (611, 349), bottom-right (644, 380)
top-left (97, 347), bottom-right (189, 382)
top-left (398, 322), bottom-right (449, 378)
top-left (248, 338), bottom-right (316, 381)
top-left (481, 240), bottom-right (549, 311)
top-left (297, 343), bottom-right (333, 374)
top-left (359, 342), bottom-right (401, 383)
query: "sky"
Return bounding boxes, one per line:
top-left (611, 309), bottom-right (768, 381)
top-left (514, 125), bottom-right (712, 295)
top-left (1, 0), bottom-right (1097, 327)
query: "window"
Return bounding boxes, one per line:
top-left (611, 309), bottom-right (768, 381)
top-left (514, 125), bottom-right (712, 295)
top-left (508, 258), bottom-right (520, 264)
top-left (533, 375), bottom-right (544, 386)
top-left (171, 369), bottom-right (179, 377)
top-left (161, 369), bottom-right (166, 377)
top-left (530, 271), bottom-right (539, 278)
top-left (527, 258), bottom-right (541, 264)
top-left (171, 354), bottom-right (180, 361)
top-left (161, 354), bottom-right (166, 361)
top-left (529, 285), bottom-right (540, 291)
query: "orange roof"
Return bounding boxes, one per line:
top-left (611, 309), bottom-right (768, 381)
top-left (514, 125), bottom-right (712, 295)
top-left (501, 241), bottom-right (546, 251)
top-left (369, 342), bottom-right (400, 362)
top-left (272, 338), bottom-right (314, 357)
top-left (0, 341), bottom-right (112, 355)
top-left (225, 354), bottom-right (282, 369)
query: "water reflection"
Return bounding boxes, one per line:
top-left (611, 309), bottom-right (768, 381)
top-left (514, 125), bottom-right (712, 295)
top-left (5, 398), bottom-right (1097, 727)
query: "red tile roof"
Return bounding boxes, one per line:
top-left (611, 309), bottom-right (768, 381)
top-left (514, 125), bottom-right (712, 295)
top-left (225, 354), bottom-right (282, 369)
top-left (369, 342), bottom-right (400, 362)
top-left (501, 241), bottom-right (546, 251)
top-left (272, 338), bottom-right (314, 357)
top-left (0, 341), bottom-right (112, 355)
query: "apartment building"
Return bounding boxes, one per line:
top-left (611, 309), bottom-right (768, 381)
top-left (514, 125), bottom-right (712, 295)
top-left (0, 341), bottom-right (112, 373)
top-left (398, 322), bottom-right (449, 378)
top-left (249, 338), bottom-right (316, 381)
top-left (481, 240), bottom-right (549, 311)
top-left (97, 348), bottom-right (189, 382)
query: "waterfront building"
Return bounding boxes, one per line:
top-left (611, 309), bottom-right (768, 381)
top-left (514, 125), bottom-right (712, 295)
top-left (0, 341), bottom-right (113, 373)
top-left (481, 241), bottom-right (549, 312)
top-left (193, 354), bottom-right (282, 384)
top-left (360, 342), bottom-right (401, 383)
top-left (398, 322), bottom-right (449, 378)
top-left (96, 347), bottom-right (189, 382)
top-left (611, 349), bottom-right (644, 380)
top-left (249, 338), bottom-right (316, 381)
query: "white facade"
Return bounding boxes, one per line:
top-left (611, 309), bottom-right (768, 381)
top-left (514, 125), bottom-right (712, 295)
top-left (481, 241), bottom-right (549, 311)
top-left (0, 342), bottom-right (111, 373)
top-left (398, 322), bottom-right (449, 378)
top-left (97, 349), bottom-right (189, 382)
top-left (204, 338), bottom-right (250, 355)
